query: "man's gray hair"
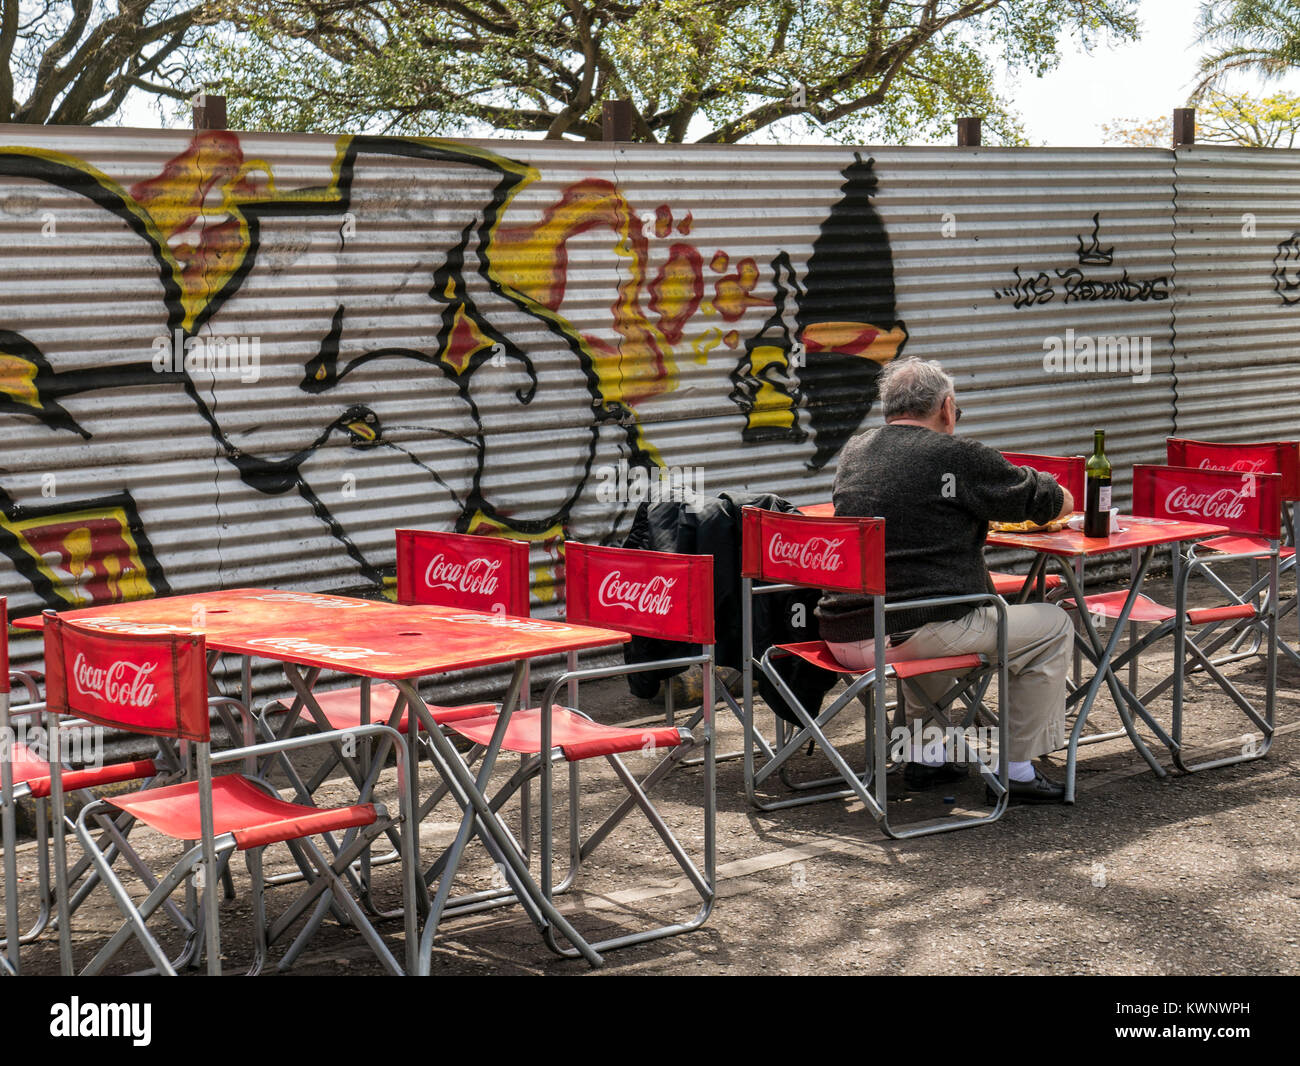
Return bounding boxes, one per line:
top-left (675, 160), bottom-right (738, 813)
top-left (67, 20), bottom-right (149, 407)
top-left (878, 357), bottom-right (955, 420)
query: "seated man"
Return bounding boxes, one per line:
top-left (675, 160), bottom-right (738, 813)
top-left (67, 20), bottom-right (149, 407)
top-left (816, 356), bottom-right (1073, 803)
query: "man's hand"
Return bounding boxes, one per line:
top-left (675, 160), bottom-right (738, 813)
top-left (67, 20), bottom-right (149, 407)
top-left (1056, 487), bottom-right (1075, 520)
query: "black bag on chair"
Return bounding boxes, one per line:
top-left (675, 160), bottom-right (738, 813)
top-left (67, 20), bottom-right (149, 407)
top-left (619, 490), bottom-right (836, 722)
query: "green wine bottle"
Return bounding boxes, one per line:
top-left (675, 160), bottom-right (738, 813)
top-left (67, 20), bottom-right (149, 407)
top-left (1084, 430), bottom-right (1112, 537)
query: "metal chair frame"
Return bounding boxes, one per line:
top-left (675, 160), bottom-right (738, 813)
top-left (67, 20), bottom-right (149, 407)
top-left (738, 508), bottom-right (1011, 839)
top-left (1071, 465), bottom-right (1281, 776)
top-left (445, 542), bottom-right (717, 960)
top-left (41, 613), bottom-right (417, 976)
top-left (255, 529), bottom-right (533, 914)
top-left (1165, 439), bottom-right (1300, 671)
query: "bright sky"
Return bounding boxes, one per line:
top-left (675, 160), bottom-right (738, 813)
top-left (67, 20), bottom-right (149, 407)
top-left (1007, 0), bottom-right (1300, 147)
top-left (117, 0), bottom-right (1300, 147)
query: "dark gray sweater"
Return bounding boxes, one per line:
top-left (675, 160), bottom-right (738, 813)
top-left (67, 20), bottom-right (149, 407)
top-left (816, 424), bottom-right (1064, 642)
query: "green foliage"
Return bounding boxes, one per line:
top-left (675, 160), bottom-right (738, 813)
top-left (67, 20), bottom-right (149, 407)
top-left (1199, 88), bottom-right (1300, 147)
top-left (1, 0), bottom-right (205, 124)
top-left (1194, 0), bottom-right (1300, 96)
top-left (194, 0), bottom-right (1140, 143)
top-left (1099, 113), bottom-right (1168, 147)
top-left (1102, 90), bottom-right (1300, 149)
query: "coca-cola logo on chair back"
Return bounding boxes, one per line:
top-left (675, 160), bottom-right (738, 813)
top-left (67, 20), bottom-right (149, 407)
top-left (565, 543), bottom-right (714, 643)
top-left (1133, 465), bottom-right (1282, 539)
top-left (740, 507), bottom-right (886, 594)
top-left (1001, 452), bottom-right (1086, 502)
top-left (43, 612), bottom-right (210, 741)
top-left (1166, 438), bottom-right (1300, 503)
top-left (395, 529), bottom-right (531, 615)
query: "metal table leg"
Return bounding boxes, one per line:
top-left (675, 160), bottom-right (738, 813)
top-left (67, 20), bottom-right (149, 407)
top-left (403, 667), bottom-right (604, 972)
top-left (1058, 547), bottom-right (1167, 802)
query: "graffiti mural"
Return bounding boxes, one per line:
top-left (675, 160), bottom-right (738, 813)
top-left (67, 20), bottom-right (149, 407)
top-left (993, 214), bottom-right (1171, 308)
top-left (1273, 231), bottom-right (1300, 304)
top-left (728, 154), bottom-right (908, 471)
top-left (0, 131), bottom-right (900, 616)
top-left (0, 489), bottom-right (168, 606)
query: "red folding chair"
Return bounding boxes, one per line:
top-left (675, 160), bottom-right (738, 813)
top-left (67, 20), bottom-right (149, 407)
top-left (1070, 465), bottom-right (1281, 774)
top-left (1167, 438), bottom-right (1300, 669)
top-left (989, 452), bottom-right (1084, 600)
top-left (446, 542), bottom-right (716, 958)
top-left (739, 508), bottom-right (1010, 837)
top-left (258, 530), bottom-right (531, 904)
top-left (1000, 451), bottom-right (1086, 502)
top-left (43, 612), bottom-right (417, 975)
top-left (266, 529), bottom-right (528, 740)
top-left (2, 598), bottom-right (167, 976)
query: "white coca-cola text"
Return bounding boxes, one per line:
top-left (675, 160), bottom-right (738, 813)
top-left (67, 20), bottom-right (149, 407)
top-left (246, 637), bottom-right (389, 661)
top-left (597, 571), bottom-right (676, 615)
top-left (1197, 458), bottom-right (1268, 474)
top-left (72, 652), bottom-right (158, 708)
top-left (80, 617), bottom-right (188, 636)
top-left (423, 554), bottom-right (501, 597)
top-left (767, 531), bottom-right (845, 571)
top-left (441, 614), bottom-right (565, 633)
top-left (255, 593), bottom-right (364, 609)
top-left (1165, 485), bottom-right (1247, 521)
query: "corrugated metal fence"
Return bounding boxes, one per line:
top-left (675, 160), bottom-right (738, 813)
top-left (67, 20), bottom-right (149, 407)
top-left (1172, 146), bottom-right (1300, 441)
top-left (0, 128), bottom-right (1294, 688)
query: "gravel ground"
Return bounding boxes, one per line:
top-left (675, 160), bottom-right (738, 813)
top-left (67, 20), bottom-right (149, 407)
top-left (5, 566), bottom-right (1299, 977)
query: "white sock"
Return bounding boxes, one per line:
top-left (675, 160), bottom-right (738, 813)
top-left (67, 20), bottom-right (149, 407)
top-left (1005, 760), bottom-right (1037, 783)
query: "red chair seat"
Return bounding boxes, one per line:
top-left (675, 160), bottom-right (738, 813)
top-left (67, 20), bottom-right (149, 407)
top-left (1073, 591), bottom-right (1257, 627)
top-left (1198, 535), bottom-right (1295, 560)
top-left (449, 708), bottom-right (684, 763)
top-left (305, 683), bottom-right (496, 730)
top-left (108, 775), bottom-right (377, 851)
top-left (8, 742), bottom-right (54, 788)
top-left (774, 640), bottom-right (984, 678)
top-left (990, 571), bottom-right (1064, 596)
top-left (1072, 591), bottom-right (1175, 623)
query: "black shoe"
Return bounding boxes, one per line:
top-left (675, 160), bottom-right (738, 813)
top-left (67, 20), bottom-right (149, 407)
top-left (903, 761), bottom-right (969, 791)
top-left (986, 769), bottom-right (1066, 805)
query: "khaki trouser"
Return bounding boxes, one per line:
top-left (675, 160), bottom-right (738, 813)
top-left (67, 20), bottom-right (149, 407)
top-left (825, 603), bottom-right (1072, 762)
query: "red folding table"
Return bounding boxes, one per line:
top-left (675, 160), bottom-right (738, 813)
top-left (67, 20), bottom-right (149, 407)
top-left (15, 588), bottom-right (630, 971)
top-left (985, 516), bottom-right (1228, 801)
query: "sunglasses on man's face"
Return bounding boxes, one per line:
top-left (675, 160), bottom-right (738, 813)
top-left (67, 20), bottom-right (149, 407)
top-left (949, 397), bottom-right (962, 423)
